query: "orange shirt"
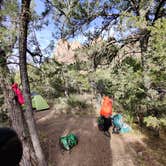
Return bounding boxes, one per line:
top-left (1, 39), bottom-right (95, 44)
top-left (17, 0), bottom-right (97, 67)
top-left (100, 96), bottom-right (113, 118)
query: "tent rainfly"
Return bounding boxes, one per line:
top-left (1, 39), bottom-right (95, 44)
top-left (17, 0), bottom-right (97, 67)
top-left (31, 93), bottom-right (49, 111)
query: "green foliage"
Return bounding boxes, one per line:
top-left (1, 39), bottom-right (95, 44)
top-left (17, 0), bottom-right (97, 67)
top-left (143, 115), bottom-right (166, 130)
top-left (29, 60), bottom-right (64, 98)
top-left (147, 19), bottom-right (166, 88)
top-left (91, 57), bottom-right (146, 116)
top-left (67, 69), bottom-right (90, 93)
top-left (15, 60), bottom-right (90, 99)
top-left (0, 0), bottom-right (19, 49)
top-left (123, 112), bottom-right (134, 125)
top-left (67, 95), bottom-right (88, 109)
top-left (142, 19), bottom-right (166, 120)
top-left (14, 60), bottom-right (65, 98)
top-left (51, 0), bottom-right (166, 41)
top-left (52, 0), bottom-right (102, 37)
top-left (76, 40), bottom-right (119, 69)
top-left (144, 116), bottom-right (160, 129)
top-left (121, 57), bottom-right (142, 72)
top-left (160, 117), bottom-right (166, 127)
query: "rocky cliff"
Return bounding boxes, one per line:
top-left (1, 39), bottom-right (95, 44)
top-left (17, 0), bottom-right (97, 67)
top-left (54, 39), bottom-right (82, 64)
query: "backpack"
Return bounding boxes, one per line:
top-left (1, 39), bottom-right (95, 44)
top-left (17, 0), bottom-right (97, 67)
top-left (120, 123), bottom-right (132, 133)
top-left (59, 133), bottom-right (78, 151)
top-left (97, 116), bottom-right (112, 131)
top-left (97, 116), bottom-right (105, 131)
top-left (112, 114), bottom-right (132, 134)
top-left (112, 114), bottom-right (123, 129)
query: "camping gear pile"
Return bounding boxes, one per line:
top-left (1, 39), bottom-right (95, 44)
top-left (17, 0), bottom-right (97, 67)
top-left (59, 133), bottom-right (78, 151)
top-left (97, 114), bottom-right (132, 134)
top-left (112, 114), bottom-right (132, 134)
top-left (97, 95), bottom-right (131, 134)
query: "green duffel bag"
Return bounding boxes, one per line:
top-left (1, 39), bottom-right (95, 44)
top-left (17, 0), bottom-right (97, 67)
top-left (59, 133), bottom-right (78, 151)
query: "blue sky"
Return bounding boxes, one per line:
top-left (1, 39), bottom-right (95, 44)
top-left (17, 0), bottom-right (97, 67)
top-left (33, 0), bottom-right (110, 50)
top-left (34, 0), bottom-right (55, 49)
top-left (34, 0), bottom-right (87, 50)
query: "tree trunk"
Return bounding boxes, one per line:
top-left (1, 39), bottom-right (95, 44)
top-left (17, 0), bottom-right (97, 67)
top-left (140, 30), bottom-right (151, 89)
top-left (19, 1), bottom-right (47, 166)
top-left (0, 61), bottom-right (34, 166)
top-left (139, 30), bottom-right (151, 128)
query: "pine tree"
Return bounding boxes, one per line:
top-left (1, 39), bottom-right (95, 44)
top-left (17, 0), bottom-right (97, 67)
top-left (19, 0), bottom-right (47, 165)
top-left (0, 0), bottom-right (47, 165)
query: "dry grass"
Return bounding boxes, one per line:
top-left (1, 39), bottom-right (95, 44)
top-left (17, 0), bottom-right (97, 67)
top-left (128, 125), bottom-right (166, 166)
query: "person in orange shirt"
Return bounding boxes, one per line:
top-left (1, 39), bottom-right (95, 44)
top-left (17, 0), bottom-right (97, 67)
top-left (100, 96), bottom-right (113, 118)
top-left (99, 96), bottom-right (113, 136)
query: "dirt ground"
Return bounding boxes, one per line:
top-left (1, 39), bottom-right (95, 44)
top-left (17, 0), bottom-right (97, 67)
top-left (36, 109), bottom-right (164, 166)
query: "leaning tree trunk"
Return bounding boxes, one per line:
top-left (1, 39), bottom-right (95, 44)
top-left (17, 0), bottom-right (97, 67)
top-left (19, 1), bottom-right (47, 166)
top-left (0, 54), bottom-right (35, 166)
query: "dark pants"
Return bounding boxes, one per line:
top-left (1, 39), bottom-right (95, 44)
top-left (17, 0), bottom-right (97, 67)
top-left (98, 116), bottom-right (112, 132)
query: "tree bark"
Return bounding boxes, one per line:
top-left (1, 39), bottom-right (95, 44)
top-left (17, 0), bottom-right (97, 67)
top-left (139, 30), bottom-right (151, 88)
top-left (19, 0), bottom-right (47, 166)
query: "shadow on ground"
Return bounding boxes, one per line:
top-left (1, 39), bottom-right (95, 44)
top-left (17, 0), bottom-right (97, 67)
top-left (120, 126), bottom-right (166, 166)
top-left (36, 109), bottom-right (166, 166)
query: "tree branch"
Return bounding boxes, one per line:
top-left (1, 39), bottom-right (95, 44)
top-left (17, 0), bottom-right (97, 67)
top-left (152, 0), bottom-right (165, 24)
top-left (26, 48), bottom-right (41, 57)
top-left (130, 0), bottom-right (140, 16)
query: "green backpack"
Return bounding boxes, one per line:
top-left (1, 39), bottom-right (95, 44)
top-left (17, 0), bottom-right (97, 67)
top-left (59, 133), bottom-right (78, 151)
top-left (97, 116), bottom-right (105, 131)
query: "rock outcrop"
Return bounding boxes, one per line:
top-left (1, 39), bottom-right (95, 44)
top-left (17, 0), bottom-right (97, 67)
top-left (54, 39), bottom-right (82, 64)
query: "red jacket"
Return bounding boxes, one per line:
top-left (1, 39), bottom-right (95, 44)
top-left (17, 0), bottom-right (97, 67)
top-left (100, 96), bottom-right (113, 118)
top-left (12, 83), bottom-right (25, 105)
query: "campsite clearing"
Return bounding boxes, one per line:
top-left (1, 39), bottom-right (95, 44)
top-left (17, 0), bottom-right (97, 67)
top-left (36, 109), bottom-right (166, 166)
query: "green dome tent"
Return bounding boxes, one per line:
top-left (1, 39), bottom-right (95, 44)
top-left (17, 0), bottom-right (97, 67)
top-left (31, 93), bottom-right (49, 111)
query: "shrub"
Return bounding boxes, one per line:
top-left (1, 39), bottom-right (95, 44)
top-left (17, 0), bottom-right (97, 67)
top-left (67, 95), bottom-right (88, 109)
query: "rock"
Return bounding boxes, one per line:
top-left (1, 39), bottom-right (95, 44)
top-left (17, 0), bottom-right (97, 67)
top-left (54, 39), bottom-right (82, 64)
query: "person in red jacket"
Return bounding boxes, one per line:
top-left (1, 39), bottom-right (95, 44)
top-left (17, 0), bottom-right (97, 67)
top-left (11, 83), bottom-right (25, 105)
